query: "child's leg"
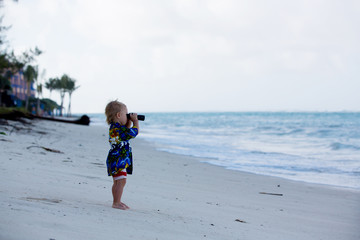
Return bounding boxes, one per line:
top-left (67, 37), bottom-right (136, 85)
top-left (112, 178), bottom-right (129, 210)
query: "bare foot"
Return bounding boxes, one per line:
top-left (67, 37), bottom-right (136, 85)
top-left (112, 203), bottom-right (127, 210)
top-left (121, 202), bottom-right (130, 209)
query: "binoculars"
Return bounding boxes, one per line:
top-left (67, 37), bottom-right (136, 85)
top-left (126, 113), bottom-right (145, 121)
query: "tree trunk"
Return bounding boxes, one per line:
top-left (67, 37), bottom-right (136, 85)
top-left (25, 82), bottom-right (30, 111)
top-left (37, 98), bottom-right (41, 116)
top-left (60, 91), bottom-right (65, 116)
top-left (67, 93), bottom-right (72, 117)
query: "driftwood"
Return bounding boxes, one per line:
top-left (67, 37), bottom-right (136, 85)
top-left (27, 145), bottom-right (64, 154)
top-left (235, 219), bottom-right (247, 223)
top-left (32, 115), bottom-right (90, 126)
top-left (25, 197), bottom-right (62, 204)
top-left (259, 192), bottom-right (283, 196)
top-left (0, 110), bottom-right (90, 126)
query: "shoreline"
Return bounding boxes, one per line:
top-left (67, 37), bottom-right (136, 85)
top-left (1, 120), bottom-right (359, 239)
top-left (138, 135), bottom-right (360, 191)
top-left (141, 137), bottom-right (360, 192)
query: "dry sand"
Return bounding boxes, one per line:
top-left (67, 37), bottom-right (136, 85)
top-left (0, 119), bottom-right (359, 240)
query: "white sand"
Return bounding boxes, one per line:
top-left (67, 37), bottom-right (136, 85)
top-left (0, 120), bottom-right (359, 240)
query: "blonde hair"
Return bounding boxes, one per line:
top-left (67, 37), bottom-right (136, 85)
top-left (105, 100), bottom-right (127, 124)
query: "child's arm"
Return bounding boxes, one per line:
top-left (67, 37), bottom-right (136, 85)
top-left (125, 119), bottom-right (132, 129)
top-left (129, 113), bottom-right (140, 132)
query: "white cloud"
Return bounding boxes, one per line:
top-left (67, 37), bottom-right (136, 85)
top-left (2, 0), bottom-right (360, 113)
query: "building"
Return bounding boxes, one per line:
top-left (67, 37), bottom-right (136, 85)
top-left (9, 70), bottom-right (36, 105)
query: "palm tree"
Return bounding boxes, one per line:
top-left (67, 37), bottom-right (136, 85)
top-left (35, 69), bottom-right (46, 115)
top-left (0, 70), bottom-right (12, 106)
top-left (45, 74), bottom-right (79, 116)
top-left (45, 77), bottom-right (57, 98)
top-left (56, 74), bottom-right (71, 116)
top-left (36, 83), bottom-right (42, 115)
top-left (56, 77), bottom-right (65, 116)
top-left (65, 77), bottom-right (79, 117)
top-left (23, 65), bottom-right (38, 111)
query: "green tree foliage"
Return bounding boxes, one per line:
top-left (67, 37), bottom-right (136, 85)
top-left (65, 77), bottom-right (79, 117)
top-left (1, 3), bottom-right (42, 108)
top-left (57, 75), bottom-right (68, 116)
top-left (45, 74), bottom-right (79, 116)
top-left (23, 65), bottom-right (38, 110)
top-left (45, 77), bottom-right (57, 98)
top-left (27, 97), bottom-right (59, 114)
top-left (41, 98), bottom-right (59, 113)
top-left (1, 1), bottom-right (78, 116)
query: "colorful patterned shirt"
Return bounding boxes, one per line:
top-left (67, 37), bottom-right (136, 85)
top-left (106, 122), bottom-right (138, 176)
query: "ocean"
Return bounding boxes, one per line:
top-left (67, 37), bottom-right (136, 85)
top-left (88, 112), bottom-right (360, 189)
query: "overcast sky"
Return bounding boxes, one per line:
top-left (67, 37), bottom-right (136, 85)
top-left (2, 0), bottom-right (360, 113)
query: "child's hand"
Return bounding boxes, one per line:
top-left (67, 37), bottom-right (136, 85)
top-left (129, 113), bottom-right (138, 122)
top-left (129, 113), bottom-right (140, 131)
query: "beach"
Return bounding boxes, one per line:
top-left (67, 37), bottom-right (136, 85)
top-left (0, 119), bottom-right (359, 240)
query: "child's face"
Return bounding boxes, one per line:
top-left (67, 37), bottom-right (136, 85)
top-left (116, 106), bottom-right (128, 125)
